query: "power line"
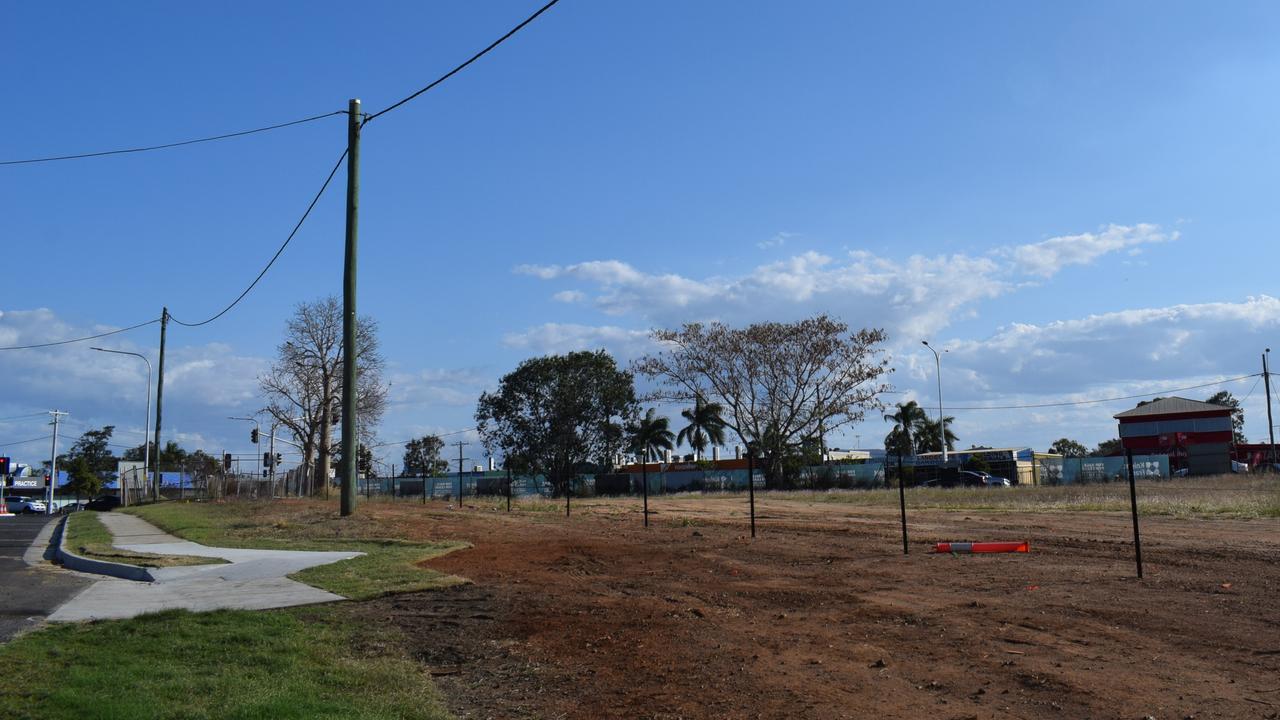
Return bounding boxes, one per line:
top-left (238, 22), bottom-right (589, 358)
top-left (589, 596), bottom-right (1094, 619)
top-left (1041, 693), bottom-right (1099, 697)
top-left (0, 317), bottom-right (160, 351)
top-left (945, 374), bottom-right (1260, 411)
top-left (372, 427), bottom-right (477, 449)
top-left (0, 412), bottom-right (49, 422)
top-left (363, 0), bottom-right (562, 124)
top-left (0, 434), bottom-right (52, 448)
top-left (169, 148), bottom-right (348, 327)
top-left (1, 111), bottom-right (345, 167)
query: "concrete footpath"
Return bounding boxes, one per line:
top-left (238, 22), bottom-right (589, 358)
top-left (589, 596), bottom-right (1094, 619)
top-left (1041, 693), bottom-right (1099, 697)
top-left (50, 513), bottom-right (362, 622)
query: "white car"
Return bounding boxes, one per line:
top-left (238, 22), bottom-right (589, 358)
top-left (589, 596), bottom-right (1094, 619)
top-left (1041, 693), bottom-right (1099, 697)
top-left (3, 496), bottom-right (47, 513)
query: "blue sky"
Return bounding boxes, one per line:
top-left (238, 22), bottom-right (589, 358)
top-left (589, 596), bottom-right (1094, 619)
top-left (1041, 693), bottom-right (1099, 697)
top-left (3, 1), bottom-right (1280, 469)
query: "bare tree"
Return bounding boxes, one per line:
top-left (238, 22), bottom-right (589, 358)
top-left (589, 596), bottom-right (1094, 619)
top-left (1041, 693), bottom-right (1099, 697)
top-left (259, 296), bottom-right (387, 496)
top-left (634, 315), bottom-right (891, 486)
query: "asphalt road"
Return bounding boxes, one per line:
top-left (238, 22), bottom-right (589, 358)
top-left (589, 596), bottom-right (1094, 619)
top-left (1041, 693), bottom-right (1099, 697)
top-left (0, 514), bottom-right (89, 642)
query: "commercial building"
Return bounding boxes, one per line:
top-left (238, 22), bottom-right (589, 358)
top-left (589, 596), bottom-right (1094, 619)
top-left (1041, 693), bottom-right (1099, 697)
top-left (1114, 396), bottom-right (1234, 475)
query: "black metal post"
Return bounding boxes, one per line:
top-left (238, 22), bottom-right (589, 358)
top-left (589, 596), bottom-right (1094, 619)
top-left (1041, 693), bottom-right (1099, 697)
top-left (1126, 449), bottom-right (1144, 579)
top-left (746, 448), bottom-right (756, 538)
top-left (897, 453), bottom-right (908, 555)
top-left (506, 465), bottom-right (512, 512)
top-left (641, 462), bottom-right (649, 527)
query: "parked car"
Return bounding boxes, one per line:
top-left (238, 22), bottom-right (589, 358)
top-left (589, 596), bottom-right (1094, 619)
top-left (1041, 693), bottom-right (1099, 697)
top-left (85, 495), bottom-right (122, 511)
top-left (957, 471), bottom-right (1011, 487)
top-left (3, 495), bottom-right (47, 513)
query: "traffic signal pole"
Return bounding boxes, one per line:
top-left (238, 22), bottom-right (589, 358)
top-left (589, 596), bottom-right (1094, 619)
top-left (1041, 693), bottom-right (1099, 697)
top-left (339, 99), bottom-right (361, 517)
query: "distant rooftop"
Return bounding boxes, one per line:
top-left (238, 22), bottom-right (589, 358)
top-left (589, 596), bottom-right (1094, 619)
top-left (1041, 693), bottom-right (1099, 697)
top-left (1113, 396), bottom-right (1232, 419)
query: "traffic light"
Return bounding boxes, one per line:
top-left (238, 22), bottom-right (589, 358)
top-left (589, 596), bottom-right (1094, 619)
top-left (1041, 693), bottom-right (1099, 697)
top-left (0, 456), bottom-right (10, 477)
top-left (222, 453), bottom-right (232, 471)
top-left (250, 428), bottom-right (260, 444)
top-left (264, 451), bottom-right (273, 468)
top-left (275, 453), bottom-right (283, 466)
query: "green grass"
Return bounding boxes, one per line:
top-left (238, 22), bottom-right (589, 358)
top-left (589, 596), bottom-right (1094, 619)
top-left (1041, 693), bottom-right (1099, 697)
top-left (62, 511), bottom-right (224, 568)
top-left (0, 607), bottom-right (450, 720)
top-left (125, 503), bottom-right (467, 600)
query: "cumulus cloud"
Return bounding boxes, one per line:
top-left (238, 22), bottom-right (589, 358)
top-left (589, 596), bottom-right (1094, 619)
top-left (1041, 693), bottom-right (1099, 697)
top-left (1010, 223), bottom-right (1175, 278)
top-left (552, 290), bottom-right (585, 303)
top-left (0, 307), bottom-right (268, 460)
top-left (510, 223), bottom-right (1176, 344)
top-left (502, 323), bottom-right (656, 358)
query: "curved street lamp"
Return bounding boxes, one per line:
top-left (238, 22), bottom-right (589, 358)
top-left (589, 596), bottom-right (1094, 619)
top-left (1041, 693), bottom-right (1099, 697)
top-left (91, 347), bottom-right (151, 505)
top-left (921, 340), bottom-right (948, 465)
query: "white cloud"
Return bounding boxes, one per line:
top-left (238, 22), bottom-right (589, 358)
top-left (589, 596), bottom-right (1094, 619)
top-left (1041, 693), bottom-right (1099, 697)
top-left (1010, 223), bottom-right (1174, 278)
top-left (502, 323), bottom-right (656, 358)
top-left (511, 223), bottom-right (1175, 344)
top-left (757, 231), bottom-right (794, 249)
top-left (552, 290), bottom-right (585, 303)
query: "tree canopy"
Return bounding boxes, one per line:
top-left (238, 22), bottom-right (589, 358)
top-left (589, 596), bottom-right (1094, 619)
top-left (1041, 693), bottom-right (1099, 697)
top-left (1048, 438), bottom-right (1089, 457)
top-left (477, 350), bottom-right (637, 496)
top-left (61, 426), bottom-right (116, 475)
top-left (677, 399), bottom-right (726, 460)
top-left (1090, 438), bottom-right (1123, 457)
top-left (628, 408), bottom-right (675, 463)
top-left (259, 296), bottom-right (387, 495)
top-left (635, 315), bottom-right (890, 486)
top-left (402, 435), bottom-right (449, 477)
top-left (1205, 390), bottom-right (1246, 444)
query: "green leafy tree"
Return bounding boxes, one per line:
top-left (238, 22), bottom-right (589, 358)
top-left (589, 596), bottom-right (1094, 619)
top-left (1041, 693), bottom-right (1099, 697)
top-left (914, 415), bottom-right (958, 453)
top-left (1205, 391), bottom-right (1246, 444)
top-left (1048, 438), bottom-right (1089, 457)
top-left (676, 399), bottom-right (726, 460)
top-left (629, 408), bottom-right (675, 463)
top-left (477, 350), bottom-right (638, 497)
top-left (883, 401), bottom-right (928, 455)
top-left (1090, 438), bottom-right (1123, 457)
top-left (61, 426), bottom-right (116, 474)
top-left (64, 456), bottom-right (103, 498)
top-left (402, 435), bottom-right (449, 477)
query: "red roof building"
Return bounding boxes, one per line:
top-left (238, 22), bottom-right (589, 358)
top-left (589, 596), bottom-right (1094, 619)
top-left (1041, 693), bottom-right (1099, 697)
top-left (1114, 396), bottom-right (1234, 475)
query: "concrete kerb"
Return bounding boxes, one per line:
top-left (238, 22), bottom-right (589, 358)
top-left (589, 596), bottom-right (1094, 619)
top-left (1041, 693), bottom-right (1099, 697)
top-left (53, 514), bottom-right (156, 582)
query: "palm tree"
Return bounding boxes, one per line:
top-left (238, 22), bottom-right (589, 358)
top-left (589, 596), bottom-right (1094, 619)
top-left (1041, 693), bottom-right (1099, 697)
top-left (883, 400), bottom-right (928, 456)
top-left (627, 408), bottom-right (674, 527)
top-left (677, 398), bottom-right (727, 461)
top-left (914, 415), bottom-right (958, 453)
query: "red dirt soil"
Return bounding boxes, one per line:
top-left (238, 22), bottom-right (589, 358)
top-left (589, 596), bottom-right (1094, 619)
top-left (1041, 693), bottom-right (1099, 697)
top-left (347, 497), bottom-right (1279, 719)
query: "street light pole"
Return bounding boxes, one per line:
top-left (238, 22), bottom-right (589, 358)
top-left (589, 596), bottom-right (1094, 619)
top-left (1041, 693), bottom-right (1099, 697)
top-left (921, 340), bottom-right (948, 465)
top-left (91, 348), bottom-right (151, 507)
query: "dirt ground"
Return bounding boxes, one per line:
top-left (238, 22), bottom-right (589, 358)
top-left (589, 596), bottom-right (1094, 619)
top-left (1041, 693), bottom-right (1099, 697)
top-left (335, 496), bottom-right (1279, 720)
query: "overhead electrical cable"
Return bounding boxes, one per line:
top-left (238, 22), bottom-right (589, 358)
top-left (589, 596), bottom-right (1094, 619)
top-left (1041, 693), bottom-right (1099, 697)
top-left (0, 412), bottom-right (50, 422)
top-left (0, 318), bottom-right (160, 351)
top-left (372, 427), bottom-right (476, 449)
top-left (946, 374), bottom-right (1260, 411)
top-left (363, 0), bottom-right (562, 124)
top-left (169, 148), bottom-right (349, 327)
top-left (0, 111), bottom-right (345, 166)
top-left (0, 434), bottom-right (52, 448)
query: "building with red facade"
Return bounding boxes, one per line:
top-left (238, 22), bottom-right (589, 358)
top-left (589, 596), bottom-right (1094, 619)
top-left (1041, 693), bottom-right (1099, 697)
top-left (1114, 396), bottom-right (1234, 475)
